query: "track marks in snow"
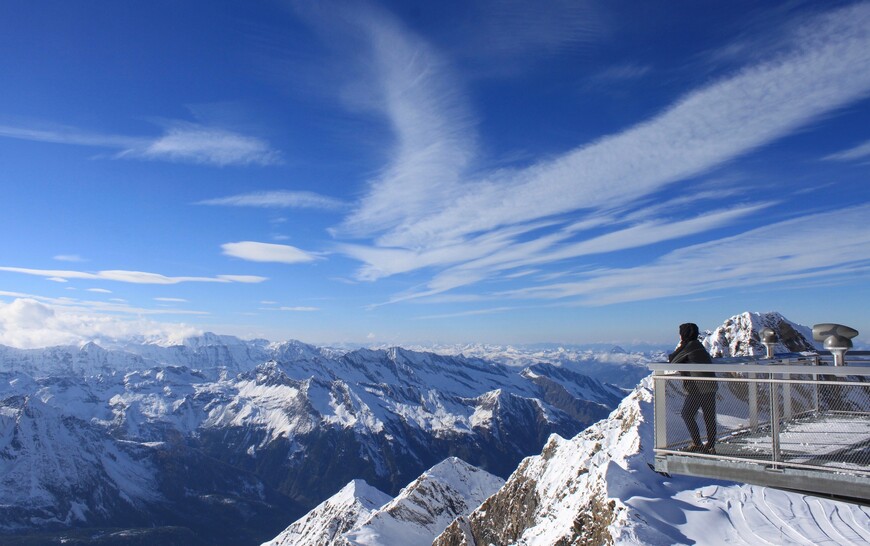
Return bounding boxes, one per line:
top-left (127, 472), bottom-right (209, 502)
top-left (728, 494), bottom-right (783, 545)
top-left (754, 488), bottom-right (817, 546)
top-left (816, 500), bottom-right (870, 544)
top-left (710, 486), bottom-right (870, 546)
top-left (806, 499), bottom-right (864, 545)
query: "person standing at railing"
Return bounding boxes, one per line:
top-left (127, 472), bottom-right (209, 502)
top-left (669, 322), bottom-right (718, 454)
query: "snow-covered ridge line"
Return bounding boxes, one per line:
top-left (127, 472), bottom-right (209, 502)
top-left (265, 457), bottom-right (504, 546)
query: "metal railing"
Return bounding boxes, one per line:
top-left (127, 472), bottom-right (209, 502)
top-left (649, 355), bottom-right (870, 477)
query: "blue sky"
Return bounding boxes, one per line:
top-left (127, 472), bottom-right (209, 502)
top-left (1, 0), bottom-right (869, 348)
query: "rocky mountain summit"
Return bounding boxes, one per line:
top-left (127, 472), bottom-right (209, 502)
top-left (703, 311), bottom-right (817, 357)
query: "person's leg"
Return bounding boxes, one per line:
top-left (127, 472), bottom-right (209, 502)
top-left (700, 393), bottom-right (717, 449)
top-left (681, 392), bottom-right (703, 447)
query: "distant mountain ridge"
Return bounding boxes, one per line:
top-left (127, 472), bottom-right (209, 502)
top-left (0, 335), bottom-right (627, 544)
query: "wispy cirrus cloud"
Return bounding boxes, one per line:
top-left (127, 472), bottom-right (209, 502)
top-left (116, 122), bottom-right (281, 166)
top-left (589, 62), bottom-right (652, 84)
top-left (0, 124), bottom-right (140, 149)
top-left (0, 120), bottom-right (280, 167)
top-left (0, 291), bottom-right (209, 317)
top-left (329, 6), bottom-right (477, 240)
top-left (824, 139), bottom-right (870, 162)
top-left (53, 254), bottom-right (87, 263)
top-left (499, 204), bottom-right (870, 305)
top-left (0, 267), bottom-right (267, 285)
top-left (416, 306), bottom-right (522, 320)
top-left (221, 241), bottom-right (318, 264)
top-left (197, 190), bottom-right (346, 210)
top-left (330, 2), bottom-right (870, 306)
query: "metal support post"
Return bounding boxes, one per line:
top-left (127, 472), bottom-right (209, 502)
top-left (782, 373), bottom-right (792, 421)
top-left (654, 373), bottom-right (668, 450)
top-left (769, 381), bottom-right (781, 471)
top-left (748, 372), bottom-right (758, 433)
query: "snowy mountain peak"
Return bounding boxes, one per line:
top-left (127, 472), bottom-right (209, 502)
top-left (262, 479), bottom-right (392, 546)
top-left (343, 457), bottom-right (504, 546)
top-left (408, 457), bottom-right (504, 507)
top-left (334, 479), bottom-right (391, 508)
top-left (704, 311), bottom-right (817, 357)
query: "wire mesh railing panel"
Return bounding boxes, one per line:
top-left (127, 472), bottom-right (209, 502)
top-left (654, 370), bottom-right (870, 474)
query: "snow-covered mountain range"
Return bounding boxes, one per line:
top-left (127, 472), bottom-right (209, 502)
top-left (0, 334), bottom-right (627, 544)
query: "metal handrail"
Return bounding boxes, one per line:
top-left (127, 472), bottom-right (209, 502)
top-left (648, 363), bottom-right (870, 375)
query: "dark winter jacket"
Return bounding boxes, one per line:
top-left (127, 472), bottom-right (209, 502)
top-left (668, 339), bottom-right (717, 394)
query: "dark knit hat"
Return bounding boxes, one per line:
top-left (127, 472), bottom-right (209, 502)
top-left (679, 322), bottom-right (699, 342)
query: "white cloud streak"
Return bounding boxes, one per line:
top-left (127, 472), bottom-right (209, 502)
top-left (0, 267), bottom-right (267, 285)
top-left (824, 139), bottom-right (870, 161)
top-left (416, 306), bottom-right (521, 320)
top-left (221, 241), bottom-right (318, 264)
top-left (0, 121), bottom-right (280, 167)
top-left (0, 291), bottom-right (208, 317)
top-left (0, 124), bottom-right (141, 149)
top-left (116, 123), bottom-right (281, 166)
top-left (53, 254), bottom-right (87, 262)
top-left (197, 190), bottom-right (346, 210)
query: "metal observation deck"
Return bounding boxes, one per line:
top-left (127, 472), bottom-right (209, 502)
top-left (649, 352), bottom-right (870, 502)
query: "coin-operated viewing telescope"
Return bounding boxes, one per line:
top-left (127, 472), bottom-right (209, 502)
top-left (759, 327), bottom-right (778, 359)
top-left (812, 323), bottom-right (859, 366)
